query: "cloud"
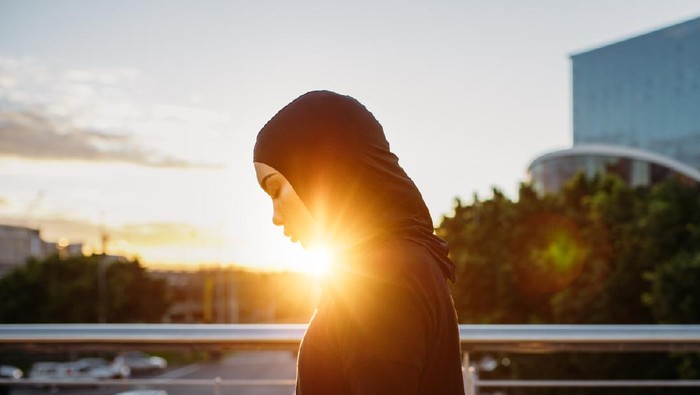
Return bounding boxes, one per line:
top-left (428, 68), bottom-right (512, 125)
top-left (0, 57), bottom-right (226, 169)
top-left (0, 109), bottom-right (220, 168)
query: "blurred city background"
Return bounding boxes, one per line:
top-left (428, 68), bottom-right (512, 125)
top-left (1, 1), bottom-right (700, 394)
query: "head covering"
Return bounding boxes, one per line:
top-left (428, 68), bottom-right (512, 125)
top-left (254, 90), bottom-right (455, 281)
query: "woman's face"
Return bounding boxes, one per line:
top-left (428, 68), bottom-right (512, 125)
top-left (255, 162), bottom-right (317, 248)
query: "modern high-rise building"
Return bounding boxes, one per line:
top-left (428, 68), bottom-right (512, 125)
top-left (529, 16), bottom-right (700, 193)
top-left (572, 16), bottom-right (700, 168)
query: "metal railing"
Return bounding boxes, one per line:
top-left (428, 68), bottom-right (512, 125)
top-left (2, 324), bottom-right (700, 394)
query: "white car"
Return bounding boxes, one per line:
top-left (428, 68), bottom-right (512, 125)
top-left (114, 352), bottom-right (167, 375)
top-left (29, 362), bottom-right (74, 381)
top-left (30, 358), bottom-right (129, 384)
top-left (28, 361), bottom-right (80, 390)
top-left (0, 365), bottom-right (23, 379)
top-left (73, 357), bottom-right (131, 379)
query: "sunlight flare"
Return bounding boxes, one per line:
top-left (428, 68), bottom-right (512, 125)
top-left (302, 247), bottom-right (333, 278)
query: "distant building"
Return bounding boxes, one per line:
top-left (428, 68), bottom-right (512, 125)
top-left (0, 224), bottom-right (55, 277)
top-left (150, 269), bottom-right (242, 324)
top-left (529, 144), bottom-right (700, 194)
top-left (150, 268), bottom-right (318, 324)
top-left (530, 16), bottom-right (700, 193)
top-left (0, 224), bottom-right (84, 277)
top-left (64, 243), bottom-right (84, 257)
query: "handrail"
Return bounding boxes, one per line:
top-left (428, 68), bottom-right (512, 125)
top-left (3, 324), bottom-right (700, 395)
top-left (0, 377), bottom-right (297, 386)
top-left (2, 324), bottom-right (700, 352)
top-left (460, 324), bottom-right (700, 352)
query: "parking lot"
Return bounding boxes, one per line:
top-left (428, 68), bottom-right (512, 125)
top-left (4, 351), bottom-right (297, 395)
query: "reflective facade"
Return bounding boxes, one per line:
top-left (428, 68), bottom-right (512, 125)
top-left (572, 16), bottom-right (700, 170)
top-left (529, 145), bottom-right (700, 195)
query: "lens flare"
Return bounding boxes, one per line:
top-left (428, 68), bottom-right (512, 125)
top-left (510, 213), bottom-right (587, 294)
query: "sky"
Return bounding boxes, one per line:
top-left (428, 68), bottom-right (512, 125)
top-left (1, 0), bottom-right (699, 272)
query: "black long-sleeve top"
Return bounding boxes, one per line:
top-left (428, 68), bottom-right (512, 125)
top-left (296, 238), bottom-right (465, 395)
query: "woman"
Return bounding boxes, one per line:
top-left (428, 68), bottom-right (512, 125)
top-left (254, 90), bottom-right (465, 394)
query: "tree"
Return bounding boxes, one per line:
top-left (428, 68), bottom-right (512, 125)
top-left (645, 252), bottom-right (700, 324)
top-left (0, 254), bottom-right (170, 323)
top-left (438, 174), bottom-right (700, 394)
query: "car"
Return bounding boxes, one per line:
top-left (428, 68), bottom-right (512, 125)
top-left (0, 365), bottom-right (22, 379)
top-left (73, 357), bottom-right (131, 379)
top-left (29, 362), bottom-right (74, 381)
top-left (113, 352), bottom-right (167, 375)
top-left (0, 365), bottom-right (23, 395)
top-left (28, 358), bottom-right (127, 392)
top-left (28, 361), bottom-right (80, 391)
top-left (114, 390), bottom-right (167, 395)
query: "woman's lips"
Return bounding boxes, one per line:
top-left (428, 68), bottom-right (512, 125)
top-left (284, 229), bottom-right (298, 242)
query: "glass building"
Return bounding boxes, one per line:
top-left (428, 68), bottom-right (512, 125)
top-left (529, 145), bottom-right (700, 195)
top-left (529, 16), bottom-right (700, 194)
top-left (571, 16), bottom-right (700, 169)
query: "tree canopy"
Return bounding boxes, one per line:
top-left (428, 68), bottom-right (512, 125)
top-left (438, 174), bottom-right (700, 392)
top-left (0, 254), bottom-right (169, 323)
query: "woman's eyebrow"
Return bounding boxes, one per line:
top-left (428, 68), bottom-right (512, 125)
top-left (259, 172), bottom-right (280, 191)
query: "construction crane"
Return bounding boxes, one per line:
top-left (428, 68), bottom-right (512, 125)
top-left (23, 190), bottom-right (45, 229)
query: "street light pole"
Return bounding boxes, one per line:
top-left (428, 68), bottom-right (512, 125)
top-left (98, 256), bottom-right (107, 323)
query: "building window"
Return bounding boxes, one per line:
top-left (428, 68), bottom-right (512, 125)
top-left (631, 160), bottom-right (651, 187)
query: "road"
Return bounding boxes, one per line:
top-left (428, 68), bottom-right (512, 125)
top-left (8, 351), bottom-right (297, 395)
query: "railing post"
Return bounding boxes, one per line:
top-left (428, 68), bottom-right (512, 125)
top-left (463, 351), bottom-right (478, 395)
top-left (472, 366), bottom-right (480, 395)
top-left (214, 376), bottom-right (222, 395)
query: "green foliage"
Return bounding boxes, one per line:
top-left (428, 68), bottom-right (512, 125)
top-left (0, 254), bottom-right (170, 323)
top-left (440, 174), bottom-right (700, 325)
top-left (438, 174), bottom-right (700, 391)
top-left (644, 252), bottom-right (700, 324)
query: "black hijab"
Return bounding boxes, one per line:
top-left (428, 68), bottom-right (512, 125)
top-left (254, 90), bottom-right (455, 281)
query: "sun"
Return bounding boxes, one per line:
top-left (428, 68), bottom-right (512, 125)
top-left (301, 247), bottom-right (333, 278)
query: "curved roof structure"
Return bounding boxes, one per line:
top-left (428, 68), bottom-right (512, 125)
top-left (529, 144), bottom-right (700, 184)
